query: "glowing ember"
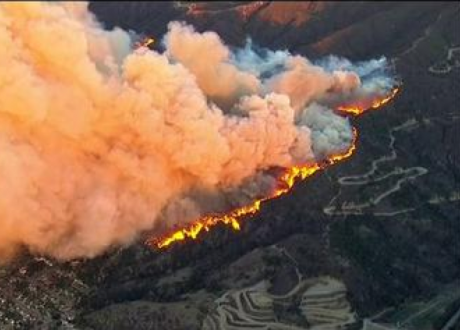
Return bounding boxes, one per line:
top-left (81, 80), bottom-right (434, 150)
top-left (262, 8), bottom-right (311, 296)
top-left (337, 87), bottom-right (400, 115)
top-left (135, 37), bottom-right (155, 49)
top-left (148, 87), bottom-right (398, 250)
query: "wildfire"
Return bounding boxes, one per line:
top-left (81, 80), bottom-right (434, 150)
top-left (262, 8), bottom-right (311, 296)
top-left (149, 130), bottom-right (357, 249)
top-left (148, 87), bottom-right (399, 250)
top-left (337, 87), bottom-right (400, 115)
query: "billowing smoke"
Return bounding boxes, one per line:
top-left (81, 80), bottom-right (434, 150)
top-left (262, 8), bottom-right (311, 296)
top-left (0, 2), bottom-right (397, 261)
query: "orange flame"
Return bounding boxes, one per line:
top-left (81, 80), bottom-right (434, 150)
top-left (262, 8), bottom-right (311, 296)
top-left (337, 87), bottom-right (400, 116)
top-left (148, 87), bottom-right (399, 249)
top-left (135, 37), bottom-right (155, 49)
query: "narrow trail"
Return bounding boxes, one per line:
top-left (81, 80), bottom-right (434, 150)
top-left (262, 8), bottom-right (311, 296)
top-left (324, 119), bottom-right (428, 217)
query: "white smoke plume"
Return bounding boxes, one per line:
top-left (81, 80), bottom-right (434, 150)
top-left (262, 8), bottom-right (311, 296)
top-left (0, 2), bottom-right (397, 261)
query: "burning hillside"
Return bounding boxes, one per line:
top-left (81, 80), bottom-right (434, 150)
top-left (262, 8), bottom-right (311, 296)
top-left (150, 87), bottom-right (399, 249)
top-left (0, 2), bottom-right (398, 261)
top-left (337, 87), bottom-right (400, 115)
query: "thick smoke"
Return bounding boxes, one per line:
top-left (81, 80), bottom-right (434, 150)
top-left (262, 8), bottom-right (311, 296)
top-left (0, 2), bottom-right (396, 261)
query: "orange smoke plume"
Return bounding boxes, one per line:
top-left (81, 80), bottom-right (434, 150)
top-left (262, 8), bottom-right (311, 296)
top-left (0, 2), bottom-right (399, 261)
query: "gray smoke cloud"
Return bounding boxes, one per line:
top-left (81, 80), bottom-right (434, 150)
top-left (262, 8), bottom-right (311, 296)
top-left (0, 2), bottom-right (397, 262)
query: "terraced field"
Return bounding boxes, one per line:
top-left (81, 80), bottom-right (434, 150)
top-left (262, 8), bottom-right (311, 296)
top-left (203, 277), bottom-right (355, 330)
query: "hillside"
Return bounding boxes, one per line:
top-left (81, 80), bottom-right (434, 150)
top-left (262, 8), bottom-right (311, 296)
top-left (0, 2), bottom-right (459, 329)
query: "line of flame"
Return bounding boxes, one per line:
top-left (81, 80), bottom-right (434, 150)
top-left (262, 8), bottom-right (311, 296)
top-left (149, 131), bottom-right (356, 249)
top-left (147, 87), bottom-right (399, 249)
top-left (337, 87), bottom-right (400, 116)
